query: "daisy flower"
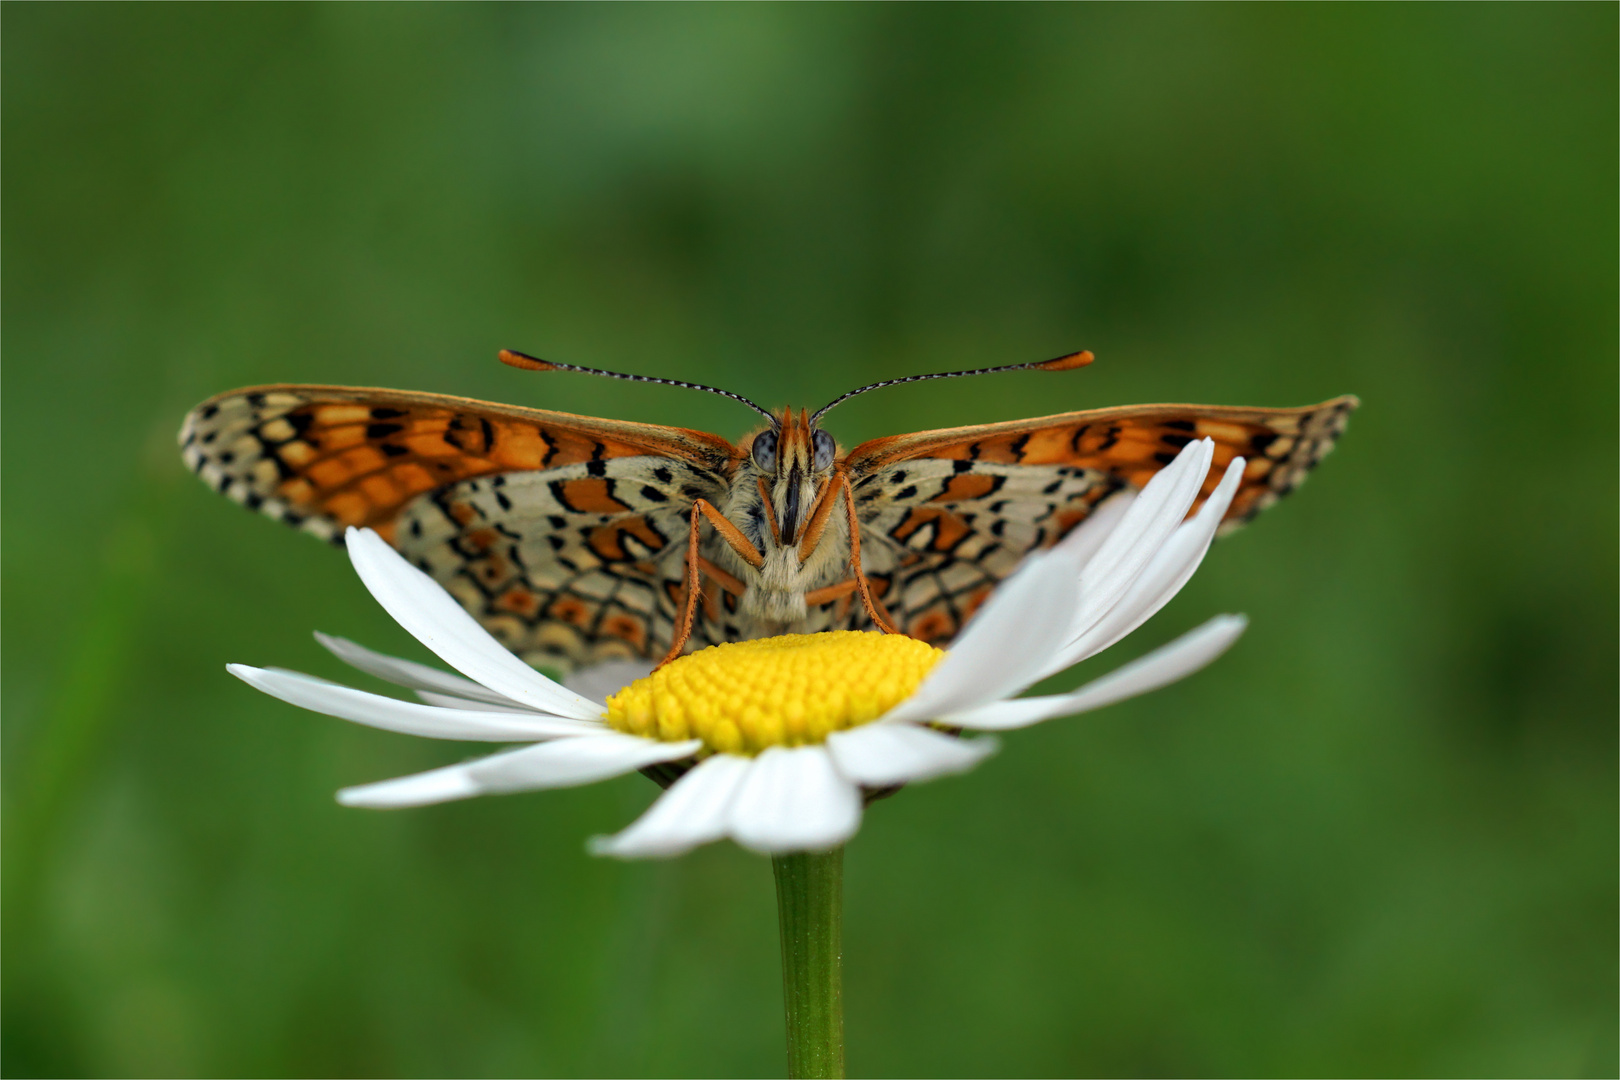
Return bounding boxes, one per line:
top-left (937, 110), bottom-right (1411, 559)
top-left (229, 438), bottom-right (1248, 858)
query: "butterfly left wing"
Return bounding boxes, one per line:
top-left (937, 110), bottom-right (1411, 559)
top-left (180, 385), bottom-right (740, 669)
top-left (842, 396), bottom-right (1357, 643)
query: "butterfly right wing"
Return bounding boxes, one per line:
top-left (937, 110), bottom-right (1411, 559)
top-left (842, 397), bottom-right (1358, 644)
top-left (180, 385), bottom-right (740, 670)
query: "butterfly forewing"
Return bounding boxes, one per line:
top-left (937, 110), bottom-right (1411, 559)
top-left (179, 385), bottom-right (737, 543)
top-left (846, 396), bottom-right (1358, 530)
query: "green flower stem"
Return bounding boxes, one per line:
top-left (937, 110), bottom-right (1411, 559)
top-left (772, 847), bottom-right (845, 1079)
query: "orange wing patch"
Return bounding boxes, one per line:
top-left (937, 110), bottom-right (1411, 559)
top-left (179, 385), bottom-right (739, 544)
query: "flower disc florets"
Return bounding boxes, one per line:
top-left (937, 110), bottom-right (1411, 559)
top-left (606, 631), bottom-right (945, 755)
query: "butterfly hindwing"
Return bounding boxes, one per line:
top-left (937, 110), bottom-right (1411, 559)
top-left (395, 459), bottom-right (729, 670)
top-left (850, 459), bottom-right (1126, 643)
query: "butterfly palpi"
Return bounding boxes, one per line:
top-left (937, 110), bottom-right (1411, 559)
top-left (180, 349), bottom-right (1357, 673)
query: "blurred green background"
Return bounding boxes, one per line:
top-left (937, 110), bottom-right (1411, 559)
top-left (4, 4), bottom-right (1615, 1077)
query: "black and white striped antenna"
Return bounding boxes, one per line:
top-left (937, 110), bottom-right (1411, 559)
top-left (810, 349), bottom-right (1093, 425)
top-left (499, 349), bottom-right (777, 425)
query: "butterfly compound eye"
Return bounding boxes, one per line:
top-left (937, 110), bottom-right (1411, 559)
top-left (752, 429), bottom-right (779, 472)
top-left (812, 429), bottom-right (836, 471)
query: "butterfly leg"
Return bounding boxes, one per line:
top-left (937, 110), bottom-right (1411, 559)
top-left (796, 473), bottom-right (843, 562)
top-left (696, 556), bottom-right (746, 597)
top-left (840, 479), bottom-right (899, 635)
top-left (658, 500), bottom-right (764, 669)
top-left (755, 477), bottom-right (783, 545)
top-left (804, 579), bottom-right (859, 606)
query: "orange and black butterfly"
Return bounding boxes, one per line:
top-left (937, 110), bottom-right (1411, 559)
top-left (180, 349), bottom-right (1356, 671)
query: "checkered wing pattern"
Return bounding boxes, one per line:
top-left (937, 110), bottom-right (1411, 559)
top-left (180, 385), bottom-right (739, 669)
top-left (843, 396), bottom-right (1357, 643)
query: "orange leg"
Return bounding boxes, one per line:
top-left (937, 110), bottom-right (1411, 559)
top-left (797, 473), bottom-right (843, 562)
top-left (658, 500), bottom-right (765, 669)
top-left (659, 505), bottom-right (707, 668)
top-left (804, 578), bottom-right (860, 606)
top-left (698, 499), bottom-right (763, 569)
top-left (840, 478), bottom-right (899, 635)
top-left (695, 556), bottom-right (745, 622)
top-left (697, 556), bottom-right (746, 596)
top-left (756, 477), bottom-right (782, 546)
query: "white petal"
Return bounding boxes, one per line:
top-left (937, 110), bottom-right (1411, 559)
top-left (727, 746), bottom-right (861, 854)
top-left (336, 760), bottom-right (480, 807)
top-left (880, 544), bottom-right (1085, 723)
top-left (589, 753), bottom-right (754, 859)
top-left (465, 733), bottom-right (701, 793)
top-left (947, 614), bottom-right (1248, 730)
top-left (344, 528), bottom-right (604, 721)
top-left (564, 659), bottom-right (656, 702)
top-left (337, 733), bottom-right (702, 808)
top-left (414, 690), bottom-right (539, 714)
top-left (1055, 490), bottom-right (1135, 574)
top-left (229, 664), bottom-right (604, 741)
top-left (1040, 455), bottom-right (1245, 676)
top-left (1057, 439), bottom-right (1214, 649)
top-left (315, 632), bottom-right (518, 707)
top-left (826, 722), bottom-right (998, 786)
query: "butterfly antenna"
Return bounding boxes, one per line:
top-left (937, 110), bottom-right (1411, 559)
top-left (810, 349), bottom-right (1094, 425)
top-left (499, 349), bottom-right (777, 424)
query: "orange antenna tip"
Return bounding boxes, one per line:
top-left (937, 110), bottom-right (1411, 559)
top-left (496, 347), bottom-right (776, 420)
top-left (1036, 349), bottom-right (1094, 372)
top-left (498, 349), bottom-right (557, 372)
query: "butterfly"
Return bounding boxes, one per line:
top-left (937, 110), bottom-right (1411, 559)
top-left (180, 348), bottom-right (1356, 673)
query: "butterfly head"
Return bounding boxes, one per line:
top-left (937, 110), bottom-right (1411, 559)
top-left (749, 408), bottom-right (838, 547)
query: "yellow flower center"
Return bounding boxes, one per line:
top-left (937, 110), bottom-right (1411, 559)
top-left (605, 631), bottom-right (945, 755)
